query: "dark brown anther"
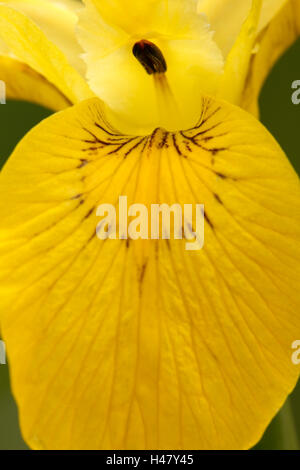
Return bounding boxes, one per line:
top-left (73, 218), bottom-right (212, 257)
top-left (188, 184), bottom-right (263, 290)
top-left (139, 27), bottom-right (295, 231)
top-left (132, 40), bottom-right (167, 75)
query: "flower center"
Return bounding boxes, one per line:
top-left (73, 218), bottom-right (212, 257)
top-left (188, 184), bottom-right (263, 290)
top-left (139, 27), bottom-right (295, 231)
top-left (133, 39), bottom-right (181, 130)
top-left (78, 0), bottom-right (225, 134)
top-left (132, 40), bottom-right (167, 75)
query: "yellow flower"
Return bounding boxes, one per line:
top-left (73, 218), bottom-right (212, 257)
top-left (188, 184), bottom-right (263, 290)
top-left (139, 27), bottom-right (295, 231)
top-left (0, 0), bottom-right (299, 450)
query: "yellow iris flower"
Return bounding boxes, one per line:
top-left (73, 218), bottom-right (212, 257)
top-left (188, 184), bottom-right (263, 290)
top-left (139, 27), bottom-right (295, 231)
top-left (0, 0), bottom-right (299, 450)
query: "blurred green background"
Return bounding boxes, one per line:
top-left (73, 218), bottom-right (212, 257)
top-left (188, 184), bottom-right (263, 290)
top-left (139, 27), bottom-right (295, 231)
top-left (0, 39), bottom-right (300, 450)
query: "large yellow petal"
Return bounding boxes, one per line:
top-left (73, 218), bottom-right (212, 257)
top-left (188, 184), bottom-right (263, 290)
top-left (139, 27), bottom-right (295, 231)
top-left (241, 0), bottom-right (300, 116)
top-left (3, 0), bottom-right (85, 74)
top-left (0, 4), bottom-right (93, 104)
top-left (0, 97), bottom-right (299, 450)
top-left (0, 55), bottom-right (71, 110)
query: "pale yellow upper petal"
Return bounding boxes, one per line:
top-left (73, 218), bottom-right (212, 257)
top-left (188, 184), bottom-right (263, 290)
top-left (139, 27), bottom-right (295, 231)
top-left (86, 0), bottom-right (209, 37)
top-left (217, 0), bottom-right (263, 105)
top-left (3, 0), bottom-right (86, 74)
top-left (241, 0), bottom-right (300, 116)
top-left (0, 4), bottom-right (93, 104)
top-left (0, 95), bottom-right (299, 450)
top-left (0, 55), bottom-right (71, 110)
top-left (198, 0), bottom-right (287, 57)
